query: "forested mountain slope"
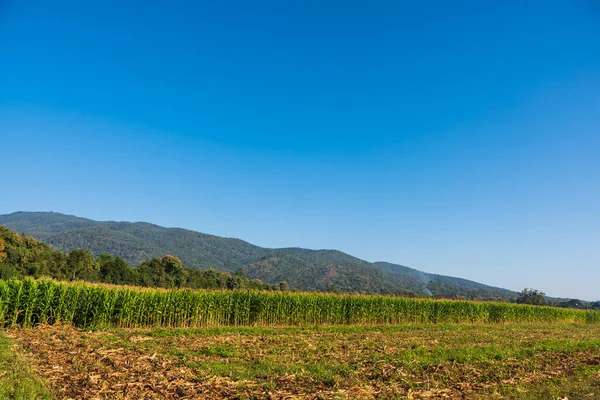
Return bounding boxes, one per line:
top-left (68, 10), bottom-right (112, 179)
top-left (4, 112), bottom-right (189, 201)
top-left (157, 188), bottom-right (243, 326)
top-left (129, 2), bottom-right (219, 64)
top-left (1, 211), bottom-right (517, 298)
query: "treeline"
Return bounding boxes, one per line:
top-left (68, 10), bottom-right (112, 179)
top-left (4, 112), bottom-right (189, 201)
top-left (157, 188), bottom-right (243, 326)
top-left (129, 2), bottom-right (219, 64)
top-left (553, 299), bottom-right (600, 310)
top-left (0, 226), bottom-right (281, 291)
top-left (514, 288), bottom-right (600, 311)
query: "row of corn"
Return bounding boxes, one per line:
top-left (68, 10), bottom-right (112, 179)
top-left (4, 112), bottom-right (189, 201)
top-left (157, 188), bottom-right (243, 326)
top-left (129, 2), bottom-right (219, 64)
top-left (0, 278), bottom-right (598, 329)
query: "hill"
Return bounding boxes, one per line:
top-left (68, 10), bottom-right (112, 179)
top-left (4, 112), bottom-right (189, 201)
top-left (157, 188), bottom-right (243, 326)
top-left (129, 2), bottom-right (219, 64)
top-left (1, 211), bottom-right (517, 298)
top-left (373, 262), bottom-right (517, 298)
top-left (0, 224), bottom-right (277, 291)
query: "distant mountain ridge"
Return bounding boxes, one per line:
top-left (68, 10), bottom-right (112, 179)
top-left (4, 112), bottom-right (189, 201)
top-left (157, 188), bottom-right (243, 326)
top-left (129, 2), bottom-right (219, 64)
top-left (0, 211), bottom-right (518, 299)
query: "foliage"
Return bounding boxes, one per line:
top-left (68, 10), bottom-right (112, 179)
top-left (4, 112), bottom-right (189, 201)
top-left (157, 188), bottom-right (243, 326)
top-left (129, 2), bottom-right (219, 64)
top-left (426, 281), bottom-right (510, 301)
top-left (242, 254), bottom-right (424, 295)
top-left (0, 226), bottom-right (277, 291)
top-left (0, 212), bottom-right (523, 298)
top-left (0, 238), bottom-right (7, 262)
top-left (517, 288), bottom-right (548, 306)
top-left (0, 332), bottom-right (52, 399)
top-left (553, 298), bottom-right (589, 309)
top-left (68, 249), bottom-right (96, 281)
top-left (0, 278), bottom-right (598, 330)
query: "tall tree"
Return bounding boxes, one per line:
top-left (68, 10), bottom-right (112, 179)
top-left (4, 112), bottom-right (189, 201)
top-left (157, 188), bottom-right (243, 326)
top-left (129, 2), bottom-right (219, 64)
top-left (68, 249), bottom-right (97, 281)
top-left (516, 288), bottom-right (548, 306)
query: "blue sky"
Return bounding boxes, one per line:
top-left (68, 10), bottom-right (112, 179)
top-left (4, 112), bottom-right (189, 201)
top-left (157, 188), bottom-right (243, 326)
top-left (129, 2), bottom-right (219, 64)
top-left (1, 1), bottom-right (599, 299)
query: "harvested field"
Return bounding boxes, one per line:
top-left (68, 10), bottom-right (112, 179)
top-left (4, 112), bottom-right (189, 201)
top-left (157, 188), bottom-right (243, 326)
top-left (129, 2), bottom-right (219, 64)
top-left (7, 323), bottom-right (600, 399)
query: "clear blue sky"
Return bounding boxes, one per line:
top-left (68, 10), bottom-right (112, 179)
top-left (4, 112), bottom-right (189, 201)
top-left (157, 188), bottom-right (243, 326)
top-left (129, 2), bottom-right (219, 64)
top-left (1, 1), bottom-right (599, 300)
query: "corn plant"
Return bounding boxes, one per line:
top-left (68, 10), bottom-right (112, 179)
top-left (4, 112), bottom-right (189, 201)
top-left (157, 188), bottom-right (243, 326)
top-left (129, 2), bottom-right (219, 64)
top-left (0, 278), bottom-right (598, 330)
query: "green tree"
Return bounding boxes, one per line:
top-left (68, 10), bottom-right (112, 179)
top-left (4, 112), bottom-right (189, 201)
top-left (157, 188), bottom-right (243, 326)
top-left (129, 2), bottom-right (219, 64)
top-left (135, 258), bottom-right (167, 287)
top-left (68, 249), bottom-right (97, 281)
top-left (98, 254), bottom-right (133, 285)
top-left (516, 288), bottom-right (548, 306)
top-left (226, 274), bottom-right (242, 290)
top-left (0, 226), bottom-right (277, 291)
top-left (162, 255), bottom-right (186, 287)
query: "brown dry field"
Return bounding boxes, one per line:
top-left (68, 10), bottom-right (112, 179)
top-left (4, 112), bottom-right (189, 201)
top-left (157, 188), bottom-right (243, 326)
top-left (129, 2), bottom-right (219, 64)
top-left (6, 323), bottom-right (600, 399)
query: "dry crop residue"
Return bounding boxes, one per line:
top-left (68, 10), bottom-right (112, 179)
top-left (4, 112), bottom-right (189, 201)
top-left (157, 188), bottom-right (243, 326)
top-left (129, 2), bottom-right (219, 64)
top-left (7, 324), bottom-right (600, 399)
top-left (7, 325), bottom-right (241, 399)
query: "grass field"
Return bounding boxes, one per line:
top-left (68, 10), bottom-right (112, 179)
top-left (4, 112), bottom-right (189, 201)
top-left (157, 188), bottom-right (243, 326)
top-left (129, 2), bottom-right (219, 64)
top-left (5, 323), bottom-right (600, 399)
top-left (0, 331), bottom-right (52, 399)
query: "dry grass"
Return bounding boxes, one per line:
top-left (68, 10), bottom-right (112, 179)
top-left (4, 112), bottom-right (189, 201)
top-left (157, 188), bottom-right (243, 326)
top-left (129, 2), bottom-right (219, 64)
top-left (7, 323), bottom-right (600, 399)
top-left (7, 324), bottom-right (239, 399)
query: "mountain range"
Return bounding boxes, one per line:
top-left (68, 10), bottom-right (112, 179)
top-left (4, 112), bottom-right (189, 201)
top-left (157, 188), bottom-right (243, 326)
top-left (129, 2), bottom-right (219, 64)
top-left (0, 211), bottom-right (518, 299)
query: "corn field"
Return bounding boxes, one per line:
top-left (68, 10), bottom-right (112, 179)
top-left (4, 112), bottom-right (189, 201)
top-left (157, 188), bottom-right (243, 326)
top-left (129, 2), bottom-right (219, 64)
top-left (0, 278), bottom-right (598, 329)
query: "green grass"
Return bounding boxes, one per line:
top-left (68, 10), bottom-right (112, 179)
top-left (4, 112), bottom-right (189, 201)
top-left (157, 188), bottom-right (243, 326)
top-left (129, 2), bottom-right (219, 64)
top-left (11, 323), bottom-right (600, 398)
top-left (0, 332), bottom-right (52, 399)
top-left (96, 323), bottom-right (600, 398)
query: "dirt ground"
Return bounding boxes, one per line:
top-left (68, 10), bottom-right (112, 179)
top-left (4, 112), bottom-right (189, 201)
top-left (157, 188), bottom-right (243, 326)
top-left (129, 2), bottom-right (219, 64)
top-left (6, 324), bottom-right (600, 399)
